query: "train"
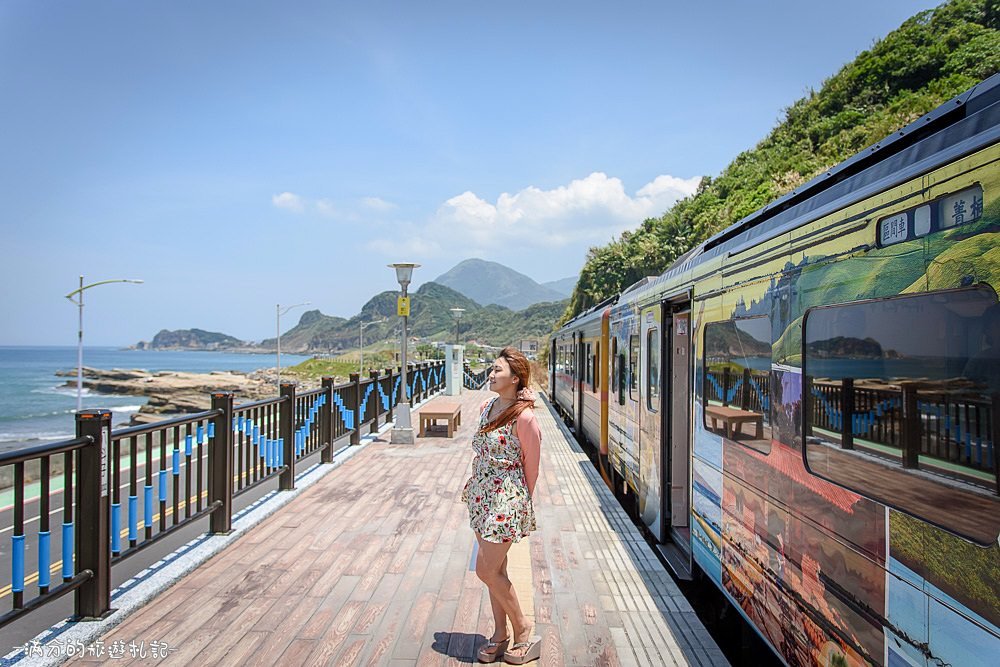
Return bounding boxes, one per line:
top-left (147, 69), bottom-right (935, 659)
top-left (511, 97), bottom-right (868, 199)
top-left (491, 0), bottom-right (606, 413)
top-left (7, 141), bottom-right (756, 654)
top-left (550, 74), bottom-right (1000, 666)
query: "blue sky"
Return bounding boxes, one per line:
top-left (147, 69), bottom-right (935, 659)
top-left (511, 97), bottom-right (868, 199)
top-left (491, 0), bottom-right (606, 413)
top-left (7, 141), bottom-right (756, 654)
top-left (0, 0), bottom-right (940, 346)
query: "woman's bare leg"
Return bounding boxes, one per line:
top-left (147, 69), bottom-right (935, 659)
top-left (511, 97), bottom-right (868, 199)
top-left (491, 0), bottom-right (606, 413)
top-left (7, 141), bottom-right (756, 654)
top-left (478, 536), bottom-right (509, 639)
top-left (475, 536), bottom-right (531, 649)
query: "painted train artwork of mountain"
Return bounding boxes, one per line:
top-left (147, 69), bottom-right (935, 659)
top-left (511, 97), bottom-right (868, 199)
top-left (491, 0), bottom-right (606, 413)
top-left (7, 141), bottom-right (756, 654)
top-left (551, 72), bottom-right (1000, 667)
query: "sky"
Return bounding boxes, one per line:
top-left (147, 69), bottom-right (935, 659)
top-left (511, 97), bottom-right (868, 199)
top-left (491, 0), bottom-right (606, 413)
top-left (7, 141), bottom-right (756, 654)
top-left (0, 0), bottom-right (941, 346)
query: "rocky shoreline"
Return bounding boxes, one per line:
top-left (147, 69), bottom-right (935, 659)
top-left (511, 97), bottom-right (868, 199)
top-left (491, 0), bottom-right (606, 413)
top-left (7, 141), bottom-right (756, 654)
top-left (56, 367), bottom-right (289, 424)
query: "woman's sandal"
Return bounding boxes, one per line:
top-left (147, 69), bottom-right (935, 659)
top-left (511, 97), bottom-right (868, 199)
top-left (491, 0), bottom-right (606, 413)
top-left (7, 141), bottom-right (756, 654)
top-left (477, 637), bottom-right (510, 663)
top-left (503, 635), bottom-right (541, 664)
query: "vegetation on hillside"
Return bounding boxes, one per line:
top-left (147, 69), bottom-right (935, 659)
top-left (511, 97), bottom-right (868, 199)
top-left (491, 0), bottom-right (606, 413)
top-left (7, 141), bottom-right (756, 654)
top-left (562, 0), bottom-right (1000, 323)
top-left (273, 281), bottom-right (568, 353)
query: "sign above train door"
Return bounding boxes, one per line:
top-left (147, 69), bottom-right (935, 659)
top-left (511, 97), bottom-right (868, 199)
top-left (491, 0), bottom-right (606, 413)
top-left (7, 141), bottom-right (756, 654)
top-left (661, 287), bottom-right (693, 309)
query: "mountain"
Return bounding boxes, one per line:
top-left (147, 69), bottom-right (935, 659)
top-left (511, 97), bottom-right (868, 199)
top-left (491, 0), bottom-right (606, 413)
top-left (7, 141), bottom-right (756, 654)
top-left (434, 258), bottom-right (566, 310)
top-left (135, 278), bottom-right (568, 353)
top-left (258, 281), bottom-right (568, 353)
top-left (136, 329), bottom-right (247, 350)
top-left (258, 310), bottom-right (349, 352)
top-left (563, 0), bottom-right (1000, 322)
top-left (541, 276), bottom-right (577, 298)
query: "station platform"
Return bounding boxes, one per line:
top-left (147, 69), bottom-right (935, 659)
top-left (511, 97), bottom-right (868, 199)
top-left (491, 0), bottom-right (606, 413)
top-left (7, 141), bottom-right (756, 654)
top-left (57, 389), bottom-right (728, 666)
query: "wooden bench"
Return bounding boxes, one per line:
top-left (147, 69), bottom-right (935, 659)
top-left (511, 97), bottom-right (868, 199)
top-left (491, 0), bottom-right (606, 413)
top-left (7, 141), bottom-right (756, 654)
top-left (418, 401), bottom-right (462, 438)
top-left (705, 405), bottom-right (764, 440)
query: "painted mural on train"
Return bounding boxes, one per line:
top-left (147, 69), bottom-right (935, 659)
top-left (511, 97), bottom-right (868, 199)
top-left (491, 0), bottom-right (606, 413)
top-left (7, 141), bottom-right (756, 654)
top-left (699, 169), bottom-right (1000, 666)
top-left (554, 80), bottom-right (1000, 666)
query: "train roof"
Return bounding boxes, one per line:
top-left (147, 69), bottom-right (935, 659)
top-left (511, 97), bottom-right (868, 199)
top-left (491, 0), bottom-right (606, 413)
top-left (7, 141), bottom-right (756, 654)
top-left (560, 292), bottom-right (619, 331)
top-left (633, 72), bottom-right (1000, 297)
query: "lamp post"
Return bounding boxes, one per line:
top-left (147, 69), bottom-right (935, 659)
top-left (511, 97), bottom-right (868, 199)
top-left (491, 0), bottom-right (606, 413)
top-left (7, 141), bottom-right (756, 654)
top-left (359, 318), bottom-right (385, 374)
top-left (449, 307), bottom-right (465, 345)
top-left (65, 276), bottom-right (144, 413)
top-left (389, 262), bottom-right (420, 444)
top-left (276, 302), bottom-right (310, 388)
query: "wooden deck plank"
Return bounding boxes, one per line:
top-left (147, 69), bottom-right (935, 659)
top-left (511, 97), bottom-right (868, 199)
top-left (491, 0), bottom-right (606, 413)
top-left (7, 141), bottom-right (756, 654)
top-left (63, 389), bottom-right (727, 666)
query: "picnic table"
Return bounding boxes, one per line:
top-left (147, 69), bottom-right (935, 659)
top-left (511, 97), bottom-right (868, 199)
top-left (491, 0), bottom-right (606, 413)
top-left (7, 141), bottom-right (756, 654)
top-left (418, 401), bottom-right (462, 437)
top-left (705, 405), bottom-right (764, 440)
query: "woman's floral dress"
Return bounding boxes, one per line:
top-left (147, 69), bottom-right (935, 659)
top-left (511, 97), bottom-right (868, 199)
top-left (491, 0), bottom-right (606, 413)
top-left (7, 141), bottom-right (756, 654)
top-left (461, 398), bottom-right (537, 543)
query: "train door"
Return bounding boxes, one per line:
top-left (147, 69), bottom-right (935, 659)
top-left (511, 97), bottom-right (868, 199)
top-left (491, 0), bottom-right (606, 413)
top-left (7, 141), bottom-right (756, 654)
top-left (550, 338), bottom-right (556, 395)
top-left (667, 305), bottom-right (692, 557)
top-left (638, 304), bottom-right (663, 540)
top-left (576, 334), bottom-right (585, 430)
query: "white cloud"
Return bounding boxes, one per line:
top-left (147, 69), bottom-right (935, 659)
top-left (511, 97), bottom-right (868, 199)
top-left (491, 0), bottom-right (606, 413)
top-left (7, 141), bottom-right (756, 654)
top-left (425, 171), bottom-right (700, 251)
top-left (315, 199), bottom-right (337, 217)
top-left (367, 227), bottom-right (443, 258)
top-left (361, 196), bottom-right (397, 211)
top-left (272, 193), bottom-right (397, 220)
top-left (272, 192), bottom-right (305, 213)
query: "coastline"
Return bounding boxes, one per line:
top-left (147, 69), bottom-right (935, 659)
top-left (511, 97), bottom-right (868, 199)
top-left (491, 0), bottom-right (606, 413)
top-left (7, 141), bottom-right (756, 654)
top-left (0, 347), bottom-right (314, 456)
top-left (0, 363), bottom-right (338, 492)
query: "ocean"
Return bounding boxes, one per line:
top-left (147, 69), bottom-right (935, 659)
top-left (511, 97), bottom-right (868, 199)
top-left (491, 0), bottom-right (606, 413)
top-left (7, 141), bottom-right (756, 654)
top-left (0, 346), bottom-right (310, 453)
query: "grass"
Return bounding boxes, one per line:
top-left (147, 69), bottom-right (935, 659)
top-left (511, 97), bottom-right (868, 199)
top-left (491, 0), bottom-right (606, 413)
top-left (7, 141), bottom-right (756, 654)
top-left (890, 511), bottom-right (1000, 625)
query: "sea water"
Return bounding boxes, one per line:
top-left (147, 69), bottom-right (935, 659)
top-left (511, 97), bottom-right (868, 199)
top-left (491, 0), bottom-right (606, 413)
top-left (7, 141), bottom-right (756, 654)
top-left (0, 346), bottom-right (310, 453)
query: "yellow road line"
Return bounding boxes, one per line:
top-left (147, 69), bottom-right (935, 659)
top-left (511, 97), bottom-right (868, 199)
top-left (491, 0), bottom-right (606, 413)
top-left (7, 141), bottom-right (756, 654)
top-left (0, 489), bottom-right (210, 599)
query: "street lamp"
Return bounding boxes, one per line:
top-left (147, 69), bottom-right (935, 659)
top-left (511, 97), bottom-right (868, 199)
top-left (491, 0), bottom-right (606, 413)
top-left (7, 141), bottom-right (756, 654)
top-left (449, 307), bottom-right (465, 345)
top-left (276, 302), bottom-right (310, 388)
top-left (359, 318), bottom-right (385, 374)
top-left (389, 262), bottom-right (420, 444)
top-left (65, 276), bottom-right (144, 413)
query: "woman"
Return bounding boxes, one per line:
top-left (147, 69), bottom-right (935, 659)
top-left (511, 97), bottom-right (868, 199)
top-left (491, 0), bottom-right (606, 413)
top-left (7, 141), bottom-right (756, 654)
top-left (461, 346), bottom-right (543, 664)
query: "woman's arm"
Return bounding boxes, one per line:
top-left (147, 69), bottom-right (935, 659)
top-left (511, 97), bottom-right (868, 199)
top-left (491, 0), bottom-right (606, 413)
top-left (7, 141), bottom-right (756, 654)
top-left (516, 409), bottom-right (542, 496)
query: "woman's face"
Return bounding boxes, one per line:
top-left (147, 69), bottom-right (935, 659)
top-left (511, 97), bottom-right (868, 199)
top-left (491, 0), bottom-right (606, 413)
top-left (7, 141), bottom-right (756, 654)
top-left (488, 356), bottom-right (519, 394)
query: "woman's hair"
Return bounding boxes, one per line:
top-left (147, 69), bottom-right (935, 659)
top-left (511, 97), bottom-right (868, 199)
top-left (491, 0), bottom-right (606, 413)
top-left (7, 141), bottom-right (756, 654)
top-left (480, 346), bottom-right (535, 433)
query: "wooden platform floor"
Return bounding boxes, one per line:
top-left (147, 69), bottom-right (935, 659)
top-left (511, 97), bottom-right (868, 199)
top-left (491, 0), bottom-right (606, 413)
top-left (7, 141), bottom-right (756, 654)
top-left (68, 390), bottom-right (727, 666)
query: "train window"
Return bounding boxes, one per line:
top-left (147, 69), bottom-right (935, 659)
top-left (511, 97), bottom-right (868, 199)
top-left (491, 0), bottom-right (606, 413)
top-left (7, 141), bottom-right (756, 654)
top-left (877, 183), bottom-right (983, 247)
top-left (611, 339), bottom-right (617, 393)
top-left (703, 317), bottom-right (772, 454)
top-left (647, 328), bottom-right (659, 411)
top-left (803, 286), bottom-right (1000, 545)
top-left (594, 342), bottom-right (600, 392)
top-left (618, 352), bottom-right (627, 405)
top-left (629, 335), bottom-right (639, 400)
top-left (585, 343), bottom-right (592, 387)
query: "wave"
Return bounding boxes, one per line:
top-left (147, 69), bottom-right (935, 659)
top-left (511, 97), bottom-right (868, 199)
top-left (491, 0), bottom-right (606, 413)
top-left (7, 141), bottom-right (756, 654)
top-left (0, 408), bottom-right (76, 421)
top-left (0, 404), bottom-right (144, 422)
top-left (0, 431), bottom-right (75, 445)
top-left (31, 385), bottom-right (96, 397)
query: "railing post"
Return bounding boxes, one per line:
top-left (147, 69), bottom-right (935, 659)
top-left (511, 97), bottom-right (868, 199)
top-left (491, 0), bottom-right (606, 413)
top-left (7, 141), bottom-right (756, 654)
top-left (803, 375), bottom-right (813, 438)
top-left (369, 370), bottom-right (381, 433)
top-left (74, 410), bottom-right (112, 620)
top-left (350, 373), bottom-right (361, 446)
top-left (722, 368), bottom-right (731, 407)
top-left (321, 377), bottom-right (334, 463)
top-left (385, 368), bottom-right (395, 424)
top-left (741, 368), bottom-right (752, 410)
top-left (991, 392), bottom-right (999, 495)
top-left (900, 383), bottom-right (919, 469)
top-left (209, 392), bottom-right (234, 534)
top-left (411, 361), bottom-right (424, 406)
top-left (841, 378), bottom-right (855, 450)
top-left (279, 383), bottom-right (296, 490)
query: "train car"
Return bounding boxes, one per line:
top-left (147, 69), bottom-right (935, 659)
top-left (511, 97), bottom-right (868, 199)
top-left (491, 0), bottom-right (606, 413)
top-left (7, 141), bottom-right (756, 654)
top-left (551, 74), bottom-right (1000, 666)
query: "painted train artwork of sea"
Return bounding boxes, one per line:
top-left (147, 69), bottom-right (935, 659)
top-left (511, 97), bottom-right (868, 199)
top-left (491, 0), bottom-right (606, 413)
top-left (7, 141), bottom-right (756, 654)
top-left (0, 346), bottom-right (310, 454)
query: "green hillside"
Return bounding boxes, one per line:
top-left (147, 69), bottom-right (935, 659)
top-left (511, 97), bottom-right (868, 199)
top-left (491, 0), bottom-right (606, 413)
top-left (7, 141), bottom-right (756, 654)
top-left (562, 0), bottom-right (1000, 323)
top-left (270, 281), bottom-right (567, 353)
